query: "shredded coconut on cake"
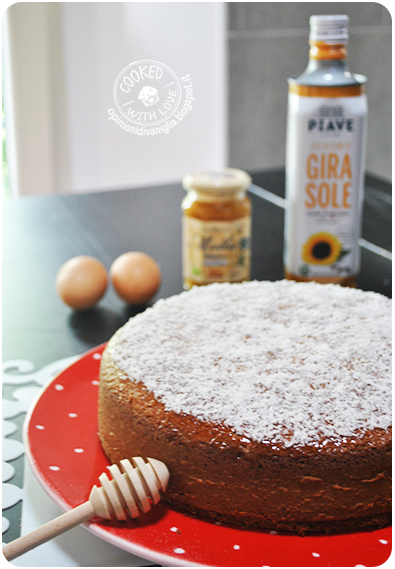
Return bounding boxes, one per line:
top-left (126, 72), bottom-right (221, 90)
top-left (112, 280), bottom-right (392, 447)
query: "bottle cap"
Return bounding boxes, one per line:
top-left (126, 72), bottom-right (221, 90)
top-left (309, 14), bottom-right (349, 43)
top-left (182, 168), bottom-right (251, 196)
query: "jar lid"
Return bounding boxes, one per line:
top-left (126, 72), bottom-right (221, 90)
top-left (182, 168), bottom-right (251, 195)
top-left (309, 14), bottom-right (349, 43)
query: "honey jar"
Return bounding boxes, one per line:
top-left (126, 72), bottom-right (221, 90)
top-left (182, 168), bottom-right (252, 289)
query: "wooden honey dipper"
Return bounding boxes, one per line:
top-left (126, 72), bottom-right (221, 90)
top-left (3, 457), bottom-right (169, 561)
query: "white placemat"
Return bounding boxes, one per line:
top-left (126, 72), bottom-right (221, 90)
top-left (2, 356), bottom-right (155, 567)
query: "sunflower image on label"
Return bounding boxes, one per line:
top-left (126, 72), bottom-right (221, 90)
top-left (300, 232), bottom-right (349, 276)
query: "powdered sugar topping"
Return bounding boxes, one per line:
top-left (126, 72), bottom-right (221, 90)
top-left (112, 280), bottom-right (392, 446)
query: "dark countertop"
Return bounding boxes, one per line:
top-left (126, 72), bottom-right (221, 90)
top-left (2, 168), bottom-right (391, 368)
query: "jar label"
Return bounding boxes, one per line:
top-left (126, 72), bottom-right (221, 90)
top-left (183, 216), bottom-right (251, 285)
top-left (285, 93), bottom-right (367, 279)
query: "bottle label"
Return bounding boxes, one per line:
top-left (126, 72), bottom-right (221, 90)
top-left (285, 93), bottom-right (367, 278)
top-left (183, 216), bottom-right (251, 285)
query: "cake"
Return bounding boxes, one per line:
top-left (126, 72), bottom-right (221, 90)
top-left (98, 280), bottom-right (392, 535)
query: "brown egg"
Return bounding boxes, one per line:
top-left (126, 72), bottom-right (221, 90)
top-left (56, 256), bottom-right (108, 310)
top-left (110, 252), bottom-right (161, 305)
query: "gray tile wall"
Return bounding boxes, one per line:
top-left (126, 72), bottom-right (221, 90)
top-left (228, 2), bottom-right (392, 181)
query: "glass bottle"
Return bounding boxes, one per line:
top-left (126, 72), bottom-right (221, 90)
top-left (284, 15), bottom-right (368, 286)
top-left (182, 168), bottom-right (251, 289)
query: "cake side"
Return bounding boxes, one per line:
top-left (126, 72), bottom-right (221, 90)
top-left (98, 335), bottom-right (391, 534)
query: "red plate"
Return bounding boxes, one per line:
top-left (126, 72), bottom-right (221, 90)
top-left (24, 345), bottom-right (391, 567)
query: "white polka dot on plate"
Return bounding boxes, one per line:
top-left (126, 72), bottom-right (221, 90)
top-left (174, 548), bottom-right (185, 555)
top-left (54, 384), bottom-right (64, 391)
top-left (170, 527), bottom-right (179, 533)
top-left (74, 448), bottom-right (84, 453)
top-left (379, 539), bottom-right (388, 545)
top-left (312, 552), bottom-right (320, 558)
top-left (35, 425), bottom-right (45, 430)
top-left (93, 353), bottom-right (102, 360)
top-left (92, 380), bottom-right (99, 386)
top-left (233, 544), bottom-right (240, 550)
top-left (68, 413), bottom-right (77, 418)
top-left (49, 466), bottom-right (60, 471)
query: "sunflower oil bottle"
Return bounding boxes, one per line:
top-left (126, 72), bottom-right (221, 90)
top-left (284, 15), bottom-right (367, 286)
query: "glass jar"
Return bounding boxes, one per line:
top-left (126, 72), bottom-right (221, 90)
top-left (182, 168), bottom-right (252, 289)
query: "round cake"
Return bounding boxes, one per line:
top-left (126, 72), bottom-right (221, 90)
top-left (98, 280), bottom-right (392, 534)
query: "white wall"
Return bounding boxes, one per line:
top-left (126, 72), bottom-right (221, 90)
top-left (3, 3), bottom-right (60, 196)
top-left (3, 2), bottom-right (228, 196)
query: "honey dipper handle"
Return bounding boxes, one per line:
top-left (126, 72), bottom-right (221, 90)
top-left (2, 500), bottom-right (94, 561)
